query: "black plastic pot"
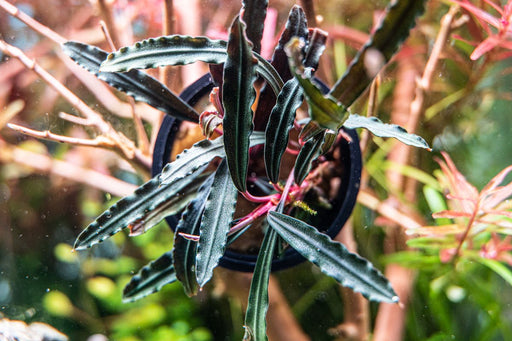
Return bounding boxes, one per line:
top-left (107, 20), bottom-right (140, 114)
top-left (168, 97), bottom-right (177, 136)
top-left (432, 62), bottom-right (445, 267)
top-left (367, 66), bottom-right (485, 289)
top-left (152, 73), bottom-right (362, 272)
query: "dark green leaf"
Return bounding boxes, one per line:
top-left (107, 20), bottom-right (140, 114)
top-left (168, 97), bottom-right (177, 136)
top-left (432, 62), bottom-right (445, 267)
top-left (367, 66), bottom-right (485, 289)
top-left (222, 16), bottom-right (257, 193)
top-left (160, 132), bottom-right (265, 185)
top-left (330, 0), bottom-right (426, 106)
top-left (242, 0), bottom-right (268, 53)
top-left (344, 114), bottom-right (430, 149)
top-left (62, 41), bottom-right (199, 122)
top-left (243, 228), bottom-right (278, 341)
top-left (99, 35), bottom-right (282, 95)
top-left (272, 6), bottom-right (309, 81)
top-left (264, 77), bottom-right (303, 183)
top-left (285, 39), bottom-right (349, 131)
top-left (100, 35), bottom-right (228, 72)
top-left (299, 120), bottom-right (324, 142)
top-left (294, 131), bottom-right (325, 185)
top-left (303, 28), bottom-right (328, 71)
top-left (173, 173), bottom-right (215, 297)
top-left (123, 251), bottom-right (176, 302)
top-left (196, 159), bottom-right (238, 288)
top-left (267, 212), bottom-right (399, 303)
top-left (73, 166), bottom-right (207, 250)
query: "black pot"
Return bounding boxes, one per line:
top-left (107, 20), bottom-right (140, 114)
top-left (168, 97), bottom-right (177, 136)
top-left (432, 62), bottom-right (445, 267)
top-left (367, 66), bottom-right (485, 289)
top-left (152, 73), bottom-right (362, 272)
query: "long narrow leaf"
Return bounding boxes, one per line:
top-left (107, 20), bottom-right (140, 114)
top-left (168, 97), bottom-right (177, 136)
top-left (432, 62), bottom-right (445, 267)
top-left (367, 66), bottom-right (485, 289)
top-left (73, 166), bottom-right (207, 250)
top-left (160, 132), bottom-right (265, 185)
top-left (294, 131), bottom-right (325, 185)
top-left (264, 77), bottom-right (303, 183)
top-left (62, 41), bottom-right (199, 122)
top-left (330, 0), bottom-right (426, 105)
top-left (99, 35), bottom-right (282, 95)
top-left (344, 114), bottom-right (430, 149)
top-left (242, 0), bottom-right (268, 53)
top-left (243, 228), bottom-right (278, 341)
top-left (222, 16), bottom-right (257, 192)
top-left (267, 212), bottom-right (399, 303)
top-left (123, 251), bottom-right (177, 302)
top-left (173, 173), bottom-right (215, 297)
top-left (196, 159), bottom-right (238, 288)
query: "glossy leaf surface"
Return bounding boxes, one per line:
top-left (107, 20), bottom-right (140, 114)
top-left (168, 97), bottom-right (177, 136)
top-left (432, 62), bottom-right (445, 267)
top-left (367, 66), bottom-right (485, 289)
top-left (62, 41), bottom-right (199, 122)
top-left (222, 17), bottom-right (257, 192)
top-left (196, 160), bottom-right (238, 288)
top-left (243, 228), bottom-right (277, 341)
top-left (344, 114), bottom-right (430, 149)
top-left (294, 131), bottom-right (325, 185)
top-left (264, 77), bottom-right (303, 183)
top-left (242, 0), bottom-right (268, 53)
top-left (330, 0), bottom-right (426, 105)
top-left (160, 132), bottom-right (265, 185)
top-left (99, 35), bottom-right (282, 95)
top-left (123, 251), bottom-right (176, 302)
top-left (267, 212), bottom-right (399, 303)
top-left (173, 174), bottom-right (215, 296)
top-left (74, 167), bottom-right (206, 250)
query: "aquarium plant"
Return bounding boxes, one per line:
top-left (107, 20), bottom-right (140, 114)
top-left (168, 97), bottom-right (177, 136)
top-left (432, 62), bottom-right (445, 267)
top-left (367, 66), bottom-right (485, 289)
top-left (61, 0), bottom-right (430, 338)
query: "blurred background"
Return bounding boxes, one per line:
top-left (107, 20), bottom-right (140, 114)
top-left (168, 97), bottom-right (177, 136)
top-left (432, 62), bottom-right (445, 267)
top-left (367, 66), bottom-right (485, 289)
top-left (1, 0), bottom-right (512, 340)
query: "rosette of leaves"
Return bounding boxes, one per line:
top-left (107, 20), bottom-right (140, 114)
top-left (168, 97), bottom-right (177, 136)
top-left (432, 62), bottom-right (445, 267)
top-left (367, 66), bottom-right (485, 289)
top-left (66, 0), bottom-right (428, 338)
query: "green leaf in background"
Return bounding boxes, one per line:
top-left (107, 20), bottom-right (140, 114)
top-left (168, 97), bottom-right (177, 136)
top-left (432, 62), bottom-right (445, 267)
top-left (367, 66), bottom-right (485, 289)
top-left (475, 258), bottom-right (512, 287)
top-left (243, 228), bottom-right (278, 341)
top-left (329, 0), bottom-right (427, 105)
top-left (264, 77), bottom-right (303, 183)
top-left (123, 251), bottom-right (177, 302)
top-left (294, 131), bottom-right (325, 185)
top-left (73, 167), bottom-right (207, 250)
top-left (62, 41), bottom-right (199, 123)
top-left (267, 211), bottom-right (399, 303)
top-left (222, 16), bottom-right (257, 193)
top-left (242, 0), bottom-right (268, 54)
top-left (173, 173), bottom-right (215, 297)
top-left (196, 159), bottom-right (238, 288)
top-left (344, 114), bottom-right (430, 149)
top-left (160, 132), bottom-right (265, 185)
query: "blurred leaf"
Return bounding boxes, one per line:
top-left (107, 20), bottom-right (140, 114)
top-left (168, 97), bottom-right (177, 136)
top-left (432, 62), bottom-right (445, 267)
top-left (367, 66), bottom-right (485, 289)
top-left (242, 0), bottom-right (268, 53)
top-left (267, 212), bottom-right (398, 302)
top-left (264, 77), bottom-right (303, 183)
top-left (86, 276), bottom-right (117, 300)
top-left (294, 131), bottom-right (325, 185)
top-left (43, 291), bottom-right (73, 317)
top-left (243, 228), bottom-right (277, 341)
top-left (196, 159), bottom-right (238, 288)
top-left (423, 186), bottom-right (451, 225)
top-left (222, 16), bottom-right (257, 192)
top-left (123, 251), bottom-right (177, 302)
top-left (476, 257), bottom-right (512, 287)
top-left (344, 114), bottom-right (430, 149)
top-left (330, 0), bottom-right (427, 105)
top-left (174, 174), bottom-right (215, 296)
top-left (54, 243), bottom-right (77, 263)
top-left (0, 99), bottom-right (24, 128)
top-left (62, 41), bottom-right (199, 122)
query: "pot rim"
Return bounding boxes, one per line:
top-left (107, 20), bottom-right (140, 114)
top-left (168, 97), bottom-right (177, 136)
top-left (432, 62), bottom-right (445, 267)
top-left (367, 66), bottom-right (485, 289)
top-left (152, 73), bottom-right (362, 272)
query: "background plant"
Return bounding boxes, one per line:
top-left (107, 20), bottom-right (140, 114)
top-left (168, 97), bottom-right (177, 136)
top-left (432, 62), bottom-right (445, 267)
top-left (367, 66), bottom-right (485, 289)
top-left (1, 0), bottom-right (512, 340)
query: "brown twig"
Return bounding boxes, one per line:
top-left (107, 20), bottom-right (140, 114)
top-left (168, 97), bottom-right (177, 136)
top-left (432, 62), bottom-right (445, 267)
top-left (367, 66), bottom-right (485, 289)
top-left (0, 39), bottom-right (151, 171)
top-left (0, 0), bottom-right (66, 44)
top-left (7, 123), bottom-right (115, 148)
top-left (0, 140), bottom-right (136, 197)
top-left (97, 0), bottom-right (121, 48)
top-left (372, 7), bottom-right (458, 341)
top-left (300, 0), bottom-right (317, 27)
